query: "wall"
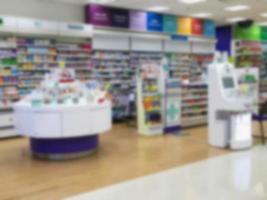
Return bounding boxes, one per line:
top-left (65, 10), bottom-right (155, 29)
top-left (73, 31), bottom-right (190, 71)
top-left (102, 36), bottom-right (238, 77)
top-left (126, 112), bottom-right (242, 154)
top-left (0, 0), bottom-right (84, 23)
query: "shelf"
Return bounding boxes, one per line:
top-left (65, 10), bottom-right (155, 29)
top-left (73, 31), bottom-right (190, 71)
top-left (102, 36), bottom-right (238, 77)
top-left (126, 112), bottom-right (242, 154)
top-left (182, 96), bottom-right (207, 101)
top-left (182, 116), bottom-right (207, 127)
top-left (182, 109), bottom-right (207, 115)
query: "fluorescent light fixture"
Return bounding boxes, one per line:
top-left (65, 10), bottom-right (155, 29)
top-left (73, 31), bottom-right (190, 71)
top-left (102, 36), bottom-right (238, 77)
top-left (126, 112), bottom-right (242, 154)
top-left (225, 5), bottom-right (250, 12)
top-left (227, 17), bottom-right (246, 23)
top-left (258, 22), bottom-right (267, 26)
top-left (260, 13), bottom-right (267, 18)
top-left (178, 0), bottom-right (206, 5)
top-left (89, 0), bottom-right (116, 4)
top-left (191, 13), bottom-right (212, 18)
top-left (148, 5), bottom-right (169, 12)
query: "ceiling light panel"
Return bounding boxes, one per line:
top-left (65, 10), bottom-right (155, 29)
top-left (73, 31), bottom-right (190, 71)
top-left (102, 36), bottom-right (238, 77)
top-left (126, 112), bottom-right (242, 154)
top-left (225, 5), bottom-right (250, 12)
top-left (89, 0), bottom-right (116, 4)
top-left (261, 13), bottom-right (267, 18)
top-left (227, 17), bottom-right (246, 23)
top-left (191, 13), bottom-right (212, 18)
top-left (148, 6), bottom-right (169, 12)
top-left (178, 0), bottom-right (206, 5)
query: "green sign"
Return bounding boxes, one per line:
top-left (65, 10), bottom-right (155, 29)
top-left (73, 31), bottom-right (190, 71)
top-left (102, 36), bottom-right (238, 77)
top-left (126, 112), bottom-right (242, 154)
top-left (163, 15), bottom-right (177, 34)
top-left (234, 24), bottom-right (261, 41)
top-left (261, 27), bottom-right (267, 41)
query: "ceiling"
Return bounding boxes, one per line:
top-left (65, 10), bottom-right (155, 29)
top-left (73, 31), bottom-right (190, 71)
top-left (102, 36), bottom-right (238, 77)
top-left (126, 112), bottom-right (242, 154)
top-left (50, 0), bottom-right (267, 25)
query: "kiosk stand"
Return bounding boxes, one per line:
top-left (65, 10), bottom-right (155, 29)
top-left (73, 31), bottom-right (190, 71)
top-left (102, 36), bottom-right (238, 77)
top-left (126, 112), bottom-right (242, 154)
top-left (208, 52), bottom-right (256, 150)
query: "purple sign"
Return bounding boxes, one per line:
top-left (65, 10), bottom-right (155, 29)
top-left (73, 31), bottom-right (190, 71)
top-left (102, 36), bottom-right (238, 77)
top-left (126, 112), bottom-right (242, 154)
top-left (130, 11), bottom-right (147, 31)
top-left (86, 5), bottom-right (111, 26)
top-left (111, 8), bottom-right (129, 28)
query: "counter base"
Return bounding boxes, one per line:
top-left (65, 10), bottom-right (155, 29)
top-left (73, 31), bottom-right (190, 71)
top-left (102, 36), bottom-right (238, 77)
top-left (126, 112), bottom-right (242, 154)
top-left (30, 135), bottom-right (99, 160)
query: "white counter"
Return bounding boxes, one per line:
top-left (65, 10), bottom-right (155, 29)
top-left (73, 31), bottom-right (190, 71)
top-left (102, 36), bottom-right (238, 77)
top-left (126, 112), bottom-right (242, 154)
top-left (14, 101), bottom-right (112, 139)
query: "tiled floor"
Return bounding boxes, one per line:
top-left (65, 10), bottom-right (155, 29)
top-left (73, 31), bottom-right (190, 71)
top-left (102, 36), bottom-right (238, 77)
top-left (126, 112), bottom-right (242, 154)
top-left (67, 145), bottom-right (267, 200)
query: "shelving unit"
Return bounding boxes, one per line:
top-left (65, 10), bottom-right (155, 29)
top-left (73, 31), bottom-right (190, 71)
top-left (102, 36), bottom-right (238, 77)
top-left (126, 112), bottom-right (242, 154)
top-left (260, 42), bottom-right (267, 97)
top-left (181, 84), bottom-right (208, 127)
top-left (56, 41), bottom-right (92, 81)
top-left (166, 51), bottom-right (211, 127)
top-left (234, 40), bottom-right (263, 68)
top-left (0, 37), bottom-right (18, 137)
top-left (92, 50), bottom-right (133, 119)
top-left (17, 38), bottom-right (56, 97)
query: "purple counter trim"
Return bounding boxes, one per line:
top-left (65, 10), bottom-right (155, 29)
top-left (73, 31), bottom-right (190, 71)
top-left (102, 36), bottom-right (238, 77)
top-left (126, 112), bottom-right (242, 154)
top-left (164, 126), bottom-right (182, 134)
top-left (30, 135), bottom-right (99, 155)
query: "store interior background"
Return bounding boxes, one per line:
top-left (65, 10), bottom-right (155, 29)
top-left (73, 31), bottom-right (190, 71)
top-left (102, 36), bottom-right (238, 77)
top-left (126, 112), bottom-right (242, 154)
top-left (0, 0), bottom-right (267, 199)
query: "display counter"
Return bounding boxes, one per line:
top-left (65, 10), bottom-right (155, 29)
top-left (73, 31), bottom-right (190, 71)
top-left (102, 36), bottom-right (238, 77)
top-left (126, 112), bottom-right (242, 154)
top-left (13, 69), bottom-right (112, 159)
top-left (14, 101), bottom-right (111, 159)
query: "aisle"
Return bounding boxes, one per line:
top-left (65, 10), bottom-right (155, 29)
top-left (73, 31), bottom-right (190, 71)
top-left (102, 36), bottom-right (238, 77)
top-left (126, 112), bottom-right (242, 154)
top-left (68, 145), bottom-right (267, 200)
top-left (0, 125), bottom-right (228, 199)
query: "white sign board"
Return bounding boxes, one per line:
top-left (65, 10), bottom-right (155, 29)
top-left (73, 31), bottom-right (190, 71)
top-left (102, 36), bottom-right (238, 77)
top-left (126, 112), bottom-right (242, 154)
top-left (17, 18), bottom-right (58, 35)
top-left (0, 16), bottom-right (17, 33)
top-left (58, 23), bottom-right (93, 38)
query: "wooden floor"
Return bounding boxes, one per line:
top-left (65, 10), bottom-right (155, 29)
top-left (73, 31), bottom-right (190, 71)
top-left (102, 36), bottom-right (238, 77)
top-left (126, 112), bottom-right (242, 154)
top-left (0, 123), bottom-right (263, 200)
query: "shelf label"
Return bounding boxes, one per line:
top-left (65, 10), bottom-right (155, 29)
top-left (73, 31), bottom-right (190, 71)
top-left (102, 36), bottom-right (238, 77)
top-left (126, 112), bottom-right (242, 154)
top-left (67, 24), bottom-right (84, 31)
top-left (130, 10), bottom-right (147, 31)
top-left (163, 15), bottom-right (177, 34)
top-left (171, 35), bottom-right (188, 41)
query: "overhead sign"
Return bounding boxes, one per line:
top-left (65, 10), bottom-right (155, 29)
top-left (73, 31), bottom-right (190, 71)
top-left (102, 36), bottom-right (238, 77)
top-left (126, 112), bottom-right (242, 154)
top-left (191, 18), bottom-right (203, 35)
top-left (111, 8), bottom-right (129, 28)
top-left (204, 20), bottom-right (215, 37)
top-left (163, 15), bottom-right (177, 34)
top-left (147, 12), bottom-right (163, 32)
top-left (86, 4), bottom-right (111, 26)
top-left (178, 17), bottom-right (192, 35)
top-left (85, 4), bottom-right (216, 38)
top-left (130, 11), bottom-right (147, 31)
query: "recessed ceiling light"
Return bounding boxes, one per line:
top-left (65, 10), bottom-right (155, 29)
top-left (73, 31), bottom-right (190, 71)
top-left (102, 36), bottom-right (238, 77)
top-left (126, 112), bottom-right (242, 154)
top-left (225, 5), bottom-right (250, 12)
top-left (148, 5), bottom-right (169, 12)
top-left (191, 13), bottom-right (212, 18)
top-left (89, 0), bottom-right (116, 4)
top-left (260, 13), bottom-right (267, 18)
top-left (226, 17), bottom-right (246, 23)
top-left (178, 0), bottom-right (206, 5)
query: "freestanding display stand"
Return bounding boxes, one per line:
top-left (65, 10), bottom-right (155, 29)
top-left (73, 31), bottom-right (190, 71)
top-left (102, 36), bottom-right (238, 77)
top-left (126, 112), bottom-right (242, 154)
top-left (14, 102), bottom-right (111, 159)
top-left (160, 57), bottom-right (181, 133)
top-left (137, 61), bottom-right (163, 136)
top-left (208, 52), bottom-right (256, 150)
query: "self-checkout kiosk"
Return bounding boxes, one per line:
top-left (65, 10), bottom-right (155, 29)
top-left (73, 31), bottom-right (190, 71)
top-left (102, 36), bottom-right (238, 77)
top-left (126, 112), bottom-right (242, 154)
top-left (208, 52), bottom-right (256, 150)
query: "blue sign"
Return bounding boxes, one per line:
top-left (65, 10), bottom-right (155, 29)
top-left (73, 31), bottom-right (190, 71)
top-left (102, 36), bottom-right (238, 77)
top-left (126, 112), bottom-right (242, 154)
top-left (147, 12), bottom-right (163, 32)
top-left (204, 20), bottom-right (215, 37)
top-left (171, 35), bottom-right (188, 41)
